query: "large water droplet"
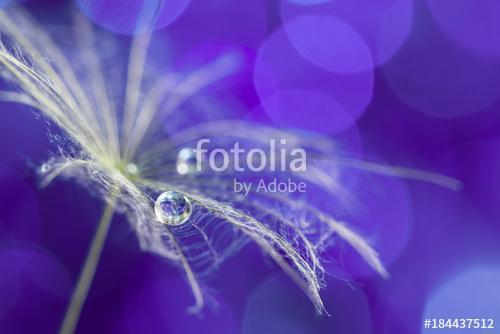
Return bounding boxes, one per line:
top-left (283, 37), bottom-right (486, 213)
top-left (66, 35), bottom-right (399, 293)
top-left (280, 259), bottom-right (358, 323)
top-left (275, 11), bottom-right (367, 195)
top-left (154, 191), bottom-right (192, 226)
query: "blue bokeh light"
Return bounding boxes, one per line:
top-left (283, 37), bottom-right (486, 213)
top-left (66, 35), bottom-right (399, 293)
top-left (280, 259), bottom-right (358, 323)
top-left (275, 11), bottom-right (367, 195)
top-left (281, 0), bottom-right (413, 68)
top-left (423, 265), bottom-right (500, 333)
top-left (76, 0), bottom-right (192, 35)
top-left (285, 15), bottom-right (373, 74)
top-left (253, 23), bottom-right (373, 134)
top-left (427, 0), bottom-right (500, 58)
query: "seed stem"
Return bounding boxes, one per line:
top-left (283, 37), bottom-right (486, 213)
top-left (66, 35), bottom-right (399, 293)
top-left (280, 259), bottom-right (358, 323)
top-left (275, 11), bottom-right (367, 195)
top-left (59, 194), bottom-right (117, 334)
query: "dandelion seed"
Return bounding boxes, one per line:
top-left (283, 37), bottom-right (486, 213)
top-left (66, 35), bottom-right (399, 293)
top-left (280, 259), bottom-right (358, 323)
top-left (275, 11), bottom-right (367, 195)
top-left (0, 4), bottom-right (461, 334)
top-left (155, 191), bottom-right (192, 226)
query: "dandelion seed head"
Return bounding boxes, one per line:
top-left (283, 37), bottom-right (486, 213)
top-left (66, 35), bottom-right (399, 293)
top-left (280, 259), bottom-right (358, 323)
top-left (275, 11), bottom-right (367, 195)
top-left (0, 5), bottom-right (460, 316)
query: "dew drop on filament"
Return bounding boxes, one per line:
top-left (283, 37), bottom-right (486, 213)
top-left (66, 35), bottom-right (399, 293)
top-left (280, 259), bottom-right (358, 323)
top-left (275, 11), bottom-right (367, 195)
top-left (176, 148), bottom-right (199, 175)
top-left (40, 163), bottom-right (51, 173)
top-left (154, 191), bottom-right (192, 226)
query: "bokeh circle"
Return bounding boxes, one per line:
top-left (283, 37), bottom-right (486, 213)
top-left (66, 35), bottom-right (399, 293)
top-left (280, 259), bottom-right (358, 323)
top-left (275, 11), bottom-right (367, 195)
top-left (281, 0), bottom-right (413, 68)
top-left (422, 265), bottom-right (500, 334)
top-left (253, 22), bottom-right (373, 134)
top-left (76, 0), bottom-right (192, 35)
top-left (427, 0), bottom-right (500, 58)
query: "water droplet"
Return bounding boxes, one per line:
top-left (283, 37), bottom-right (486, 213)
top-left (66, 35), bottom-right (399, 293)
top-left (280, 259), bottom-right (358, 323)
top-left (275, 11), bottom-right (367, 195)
top-left (176, 148), bottom-right (200, 175)
top-left (154, 191), bottom-right (192, 226)
top-left (40, 163), bottom-right (51, 173)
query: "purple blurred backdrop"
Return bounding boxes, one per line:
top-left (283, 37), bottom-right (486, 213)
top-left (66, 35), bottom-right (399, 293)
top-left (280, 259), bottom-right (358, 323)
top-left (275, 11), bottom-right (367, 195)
top-left (1, 0), bottom-right (500, 333)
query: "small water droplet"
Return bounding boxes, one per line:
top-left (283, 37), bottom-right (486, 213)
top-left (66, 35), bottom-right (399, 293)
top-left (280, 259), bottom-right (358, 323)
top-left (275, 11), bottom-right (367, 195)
top-left (176, 148), bottom-right (200, 175)
top-left (40, 163), bottom-right (51, 173)
top-left (154, 191), bottom-right (192, 226)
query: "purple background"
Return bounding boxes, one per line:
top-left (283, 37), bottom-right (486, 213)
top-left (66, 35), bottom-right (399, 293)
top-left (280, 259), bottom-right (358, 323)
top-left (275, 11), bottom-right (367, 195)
top-left (1, 0), bottom-right (500, 333)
